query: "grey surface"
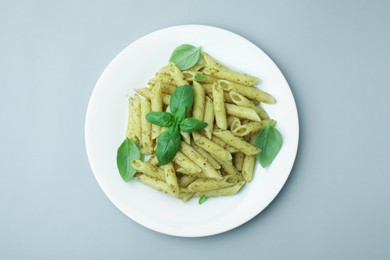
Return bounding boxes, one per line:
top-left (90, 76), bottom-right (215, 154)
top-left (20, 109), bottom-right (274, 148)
top-left (1, 0), bottom-right (389, 259)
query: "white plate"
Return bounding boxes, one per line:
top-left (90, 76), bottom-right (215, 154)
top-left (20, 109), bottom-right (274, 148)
top-left (85, 25), bottom-right (299, 237)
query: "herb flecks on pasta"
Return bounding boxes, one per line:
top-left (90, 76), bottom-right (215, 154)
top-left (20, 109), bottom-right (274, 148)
top-left (116, 44), bottom-right (282, 204)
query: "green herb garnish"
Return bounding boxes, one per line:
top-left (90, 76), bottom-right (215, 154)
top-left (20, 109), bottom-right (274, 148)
top-left (254, 122), bottom-right (283, 168)
top-left (116, 138), bottom-right (141, 181)
top-left (194, 73), bottom-right (206, 82)
top-left (199, 195), bottom-right (207, 205)
top-left (169, 44), bottom-right (201, 70)
top-left (146, 85), bottom-right (208, 165)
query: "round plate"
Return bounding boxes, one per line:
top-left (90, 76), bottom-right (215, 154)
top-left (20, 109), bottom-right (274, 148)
top-left (85, 25), bottom-right (299, 237)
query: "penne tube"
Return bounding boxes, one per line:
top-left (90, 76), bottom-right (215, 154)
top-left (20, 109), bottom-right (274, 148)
top-left (168, 62), bottom-right (188, 86)
top-left (178, 175), bottom-right (197, 188)
top-left (147, 155), bottom-right (159, 167)
top-left (182, 70), bottom-right (195, 82)
top-left (242, 134), bottom-right (257, 182)
top-left (202, 52), bottom-right (222, 67)
top-left (173, 151), bottom-right (202, 174)
top-left (233, 152), bottom-right (245, 172)
top-left (229, 117), bottom-right (241, 132)
top-left (192, 132), bottom-right (232, 162)
top-left (140, 98), bottom-right (153, 154)
top-left (214, 157), bottom-right (239, 176)
top-left (203, 65), bottom-right (257, 86)
top-left (126, 97), bottom-right (135, 141)
top-left (233, 120), bottom-right (276, 137)
top-left (133, 95), bottom-right (142, 146)
top-left (158, 83), bottom-right (177, 95)
top-left (202, 83), bottom-right (233, 103)
top-left (176, 192), bottom-right (195, 202)
top-left (225, 103), bottom-right (261, 122)
top-left (135, 88), bottom-right (152, 100)
top-left (211, 136), bottom-right (238, 153)
top-left (219, 80), bottom-right (275, 103)
top-left (135, 174), bottom-right (173, 195)
top-left (181, 131), bottom-right (191, 145)
top-left (163, 162), bottom-right (179, 196)
top-left (148, 73), bottom-right (175, 86)
top-left (187, 176), bottom-right (237, 192)
top-left (229, 91), bottom-right (269, 119)
top-left (191, 143), bottom-right (221, 170)
top-left (194, 181), bottom-right (245, 197)
top-left (135, 87), bottom-right (171, 105)
top-left (151, 83), bottom-right (163, 139)
top-left (131, 160), bottom-right (165, 181)
top-left (203, 96), bottom-right (214, 138)
top-left (180, 142), bottom-right (223, 180)
top-left (212, 83), bottom-right (228, 130)
top-left (192, 81), bottom-right (205, 120)
top-left (213, 129), bottom-right (261, 155)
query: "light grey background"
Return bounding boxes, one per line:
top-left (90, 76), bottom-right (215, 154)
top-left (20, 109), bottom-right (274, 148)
top-left (1, 0), bottom-right (389, 259)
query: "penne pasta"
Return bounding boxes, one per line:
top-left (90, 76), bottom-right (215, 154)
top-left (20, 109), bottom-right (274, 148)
top-left (212, 83), bottom-right (228, 130)
top-left (229, 91), bottom-right (270, 120)
top-left (203, 96), bottom-right (214, 138)
top-left (225, 103), bottom-right (261, 122)
top-left (151, 83), bottom-right (163, 139)
top-left (194, 181), bottom-right (245, 197)
top-left (187, 176), bottom-right (237, 192)
top-left (211, 136), bottom-right (238, 153)
top-left (192, 132), bottom-right (232, 162)
top-left (133, 95), bottom-right (142, 146)
top-left (120, 47), bottom-right (281, 203)
top-left (233, 120), bottom-right (276, 137)
top-left (178, 175), bottom-right (197, 188)
top-left (192, 81), bottom-right (205, 120)
top-left (126, 97), bottom-right (135, 141)
top-left (163, 162), bottom-right (179, 196)
top-left (203, 65), bottom-right (257, 86)
top-left (214, 156), bottom-right (239, 176)
top-left (168, 62), bottom-right (189, 86)
top-left (140, 98), bottom-right (153, 154)
top-left (213, 129), bottom-right (261, 155)
top-left (202, 83), bottom-right (233, 103)
top-left (180, 142), bottom-right (223, 180)
top-left (191, 143), bottom-right (221, 170)
top-left (131, 160), bottom-right (165, 181)
top-left (135, 174), bottom-right (172, 195)
top-left (233, 152), bottom-right (245, 172)
top-left (173, 151), bottom-right (202, 174)
top-left (241, 134), bottom-right (257, 182)
top-left (219, 80), bottom-right (275, 103)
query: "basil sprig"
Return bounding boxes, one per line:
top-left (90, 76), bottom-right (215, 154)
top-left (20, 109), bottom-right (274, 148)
top-left (146, 85), bottom-right (208, 165)
top-left (116, 138), bottom-right (141, 181)
top-left (169, 44), bottom-right (201, 70)
top-left (254, 122), bottom-right (283, 168)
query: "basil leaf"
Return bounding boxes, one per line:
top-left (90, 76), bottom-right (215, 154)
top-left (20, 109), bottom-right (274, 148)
top-left (169, 44), bottom-right (201, 70)
top-left (156, 125), bottom-right (181, 165)
top-left (116, 138), bottom-right (141, 182)
top-left (194, 73), bottom-right (206, 82)
top-left (170, 85), bottom-right (194, 115)
top-left (146, 112), bottom-right (174, 127)
top-left (199, 195), bottom-right (207, 205)
top-left (174, 106), bottom-right (187, 124)
top-left (254, 123), bottom-right (283, 168)
top-left (179, 118), bottom-right (208, 133)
